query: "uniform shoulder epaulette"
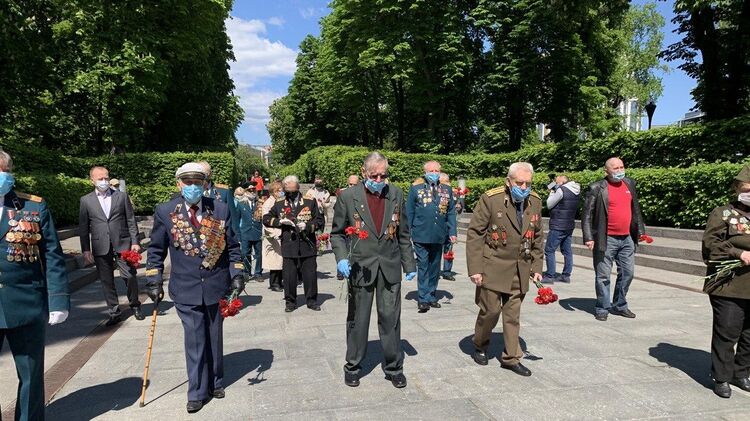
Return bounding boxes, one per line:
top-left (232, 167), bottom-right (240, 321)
top-left (485, 186), bottom-right (505, 197)
top-left (530, 191), bottom-right (541, 200)
top-left (215, 183), bottom-right (229, 189)
top-left (15, 192), bottom-right (43, 202)
top-left (412, 178), bottom-right (425, 186)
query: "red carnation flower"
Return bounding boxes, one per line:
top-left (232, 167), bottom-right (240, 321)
top-left (639, 234), bottom-right (654, 244)
top-left (358, 230), bottom-right (369, 240)
top-left (230, 298), bottom-right (243, 310)
top-left (344, 226), bottom-right (357, 236)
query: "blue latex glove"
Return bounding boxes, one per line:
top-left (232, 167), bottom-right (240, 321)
top-left (337, 259), bottom-right (351, 278)
top-left (405, 272), bottom-right (417, 281)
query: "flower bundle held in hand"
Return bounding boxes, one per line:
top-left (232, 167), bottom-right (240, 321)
top-left (443, 250), bottom-right (455, 261)
top-left (532, 278), bottom-right (559, 305)
top-left (219, 290), bottom-right (244, 318)
top-left (638, 234), bottom-right (654, 244)
top-left (702, 259), bottom-right (743, 293)
top-left (120, 250), bottom-right (142, 269)
top-left (316, 233), bottom-right (331, 252)
top-left (339, 226), bottom-right (369, 301)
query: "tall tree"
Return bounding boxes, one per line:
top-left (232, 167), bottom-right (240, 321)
top-left (661, 0), bottom-right (750, 120)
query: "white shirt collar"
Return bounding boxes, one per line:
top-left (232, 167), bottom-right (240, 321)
top-left (95, 188), bottom-right (112, 197)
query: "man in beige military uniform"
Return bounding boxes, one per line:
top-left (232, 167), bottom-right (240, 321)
top-left (466, 162), bottom-right (544, 376)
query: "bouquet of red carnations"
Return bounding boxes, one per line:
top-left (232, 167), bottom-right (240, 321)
top-left (339, 226), bottom-right (369, 301)
top-left (443, 250), bottom-right (455, 261)
top-left (219, 290), bottom-right (244, 318)
top-left (316, 233), bottom-right (331, 252)
top-left (638, 234), bottom-right (654, 244)
top-left (120, 250), bottom-right (142, 269)
top-left (532, 278), bottom-right (559, 305)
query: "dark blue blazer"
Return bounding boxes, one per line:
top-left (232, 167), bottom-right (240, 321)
top-left (146, 196), bottom-right (242, 306)
top-left (406, 179), bottom-right (457, 244)
top-left (235, 200), bottom-right (263, 242)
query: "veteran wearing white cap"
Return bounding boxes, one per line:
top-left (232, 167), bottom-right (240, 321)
top-left (145, 162), bottom-right (244, 413)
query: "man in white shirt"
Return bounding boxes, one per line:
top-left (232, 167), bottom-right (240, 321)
top-left (79, 166), bottom-right (143, 325)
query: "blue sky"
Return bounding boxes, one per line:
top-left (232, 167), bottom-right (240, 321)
top-left (228, 1), bottom-right (696, 145)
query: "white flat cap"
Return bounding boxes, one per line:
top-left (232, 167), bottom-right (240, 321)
top-left (176, 162), bottom-right (207, 180)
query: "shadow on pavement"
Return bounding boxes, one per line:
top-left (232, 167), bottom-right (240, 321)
top-left (558, 297), bottom-right (597, 315)
top-left (649, 342), bottom-right (712, 389)
top-left (457, 334), bottom-right (530, 361)
top-left (45, 377), bottom-right (142, 420)
top-left (358, 339), bottom-right (418, 378)
top-left (294, 293), bottom-right (335, 308)
top-left (224, 349), bottom-right (274, 387)
top-left (404, 290), bottom-right (454, 303)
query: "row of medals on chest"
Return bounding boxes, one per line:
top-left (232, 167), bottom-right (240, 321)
top-left (169, 208), bottom-right (226, 260)
top-left (417, 187), bottom-right (450, 213)
top-left (5, 209), bottom-right (42, 263)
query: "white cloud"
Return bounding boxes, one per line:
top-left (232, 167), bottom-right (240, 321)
top-left (267, 16), bottom-right (285, 27)
top-left (226, 16), bottom-right (297, 141)
top-left (299, 7), bottom-right (327, 20)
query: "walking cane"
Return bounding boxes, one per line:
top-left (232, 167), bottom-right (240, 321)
top-left (139, 303), bottom-right (159, 407)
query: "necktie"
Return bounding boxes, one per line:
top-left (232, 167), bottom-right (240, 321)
top-left (188, 205), bottom-right (200, 228)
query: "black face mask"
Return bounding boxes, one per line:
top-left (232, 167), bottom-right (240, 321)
top-left (285, 190), bottom-right (299, 199)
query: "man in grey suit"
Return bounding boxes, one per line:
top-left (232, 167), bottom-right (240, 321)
top-left (80, 166), bottom-right (144, 325)
top-left (331, 152), bottom-right (417, 389)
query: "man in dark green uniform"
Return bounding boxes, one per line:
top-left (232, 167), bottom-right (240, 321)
top-left (0, 151), bottom-right (70, 420)
top-left (466, 162), bottom-right (544, 377)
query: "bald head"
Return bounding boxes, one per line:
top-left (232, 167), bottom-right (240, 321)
top-left (347, 175), bottom-right (359, 187)
top-left (604, 157), bottom-right (625, 180)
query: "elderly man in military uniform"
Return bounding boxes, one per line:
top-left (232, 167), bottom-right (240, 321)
top-left (263, 175), bottom-right (324, 312)
top-left (331, 152), bottom-right (417, 389)
top-left (145, 162), bottom-right (244, 414)
top-left (234, 182), bottom-right (264, 281)
top-left (0, 151), bottom-right (70, 420)
top-left (406, 161), bottom-right (457, 312)
top-left (466, 162), bottom-right (543, 377)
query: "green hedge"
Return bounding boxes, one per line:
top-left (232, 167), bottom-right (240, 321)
top-left (282, 116), bottom-right (750, 189)
top-left (78, 152), bottom-right (236, 186)
top-left (426, 161), bottom-right (748, 229)
top-left (15, 174), bottom-right (92, 227)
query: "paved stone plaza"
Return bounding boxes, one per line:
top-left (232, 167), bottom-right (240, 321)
top-left (2, 241), bottom-right (750, 420)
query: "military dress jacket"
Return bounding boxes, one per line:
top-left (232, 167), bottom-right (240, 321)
top-left (235, 199), bottom-right (264, 242)
top-left (0, 190), bottom-right (70, 328)
top-left (406, 178), bottom-right (457, 244)
top-left (262, 196), bottom-right (324, 258)
top-left (466, 186), bottom-right (544, 294)
top-left (702, 202), bottom-right (750, 299)
top-left (330, 183), bottom-right (416, 287)
top-left (146, 196), bottom-right (243, 306)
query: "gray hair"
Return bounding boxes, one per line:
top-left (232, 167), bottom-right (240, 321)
top-left (423, 160), bottom-right (441, 171)
top-left (507, 162), bottom-right (534, 179)
top-left (0, 150), bottom-right (13, 172)
top-left (282, 175), bottom-right (299, 186)
top-left (363, 152), bottom-right (389, 173)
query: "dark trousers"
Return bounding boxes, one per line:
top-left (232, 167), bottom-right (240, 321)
top-left (709, 295), bottom-right (750, 382)
top-left (0, 317), bottom-right (46, 421)
top-left (345, 269), bottom-right (403, 376)
top-left (269, 269), bottom-right (283, 289)
top-left (282, 256), bottom-right (318, 306)
top-left (174, 302), bottom-right (224, 402)
top-left (442, 242), bottom-right (453, 275)
top-left (544, 228), bottom-right (574, 277)
top-left (94, 248), bottom-right (140, 317)
top-left (241, 239), bottom-right (263, 277)
top-left (414, 242), bottom-right (441, 304)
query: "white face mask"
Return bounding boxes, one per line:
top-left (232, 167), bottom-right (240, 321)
top-left (95, 180), bottom-right (110, 191)
top-left (739, 192), bottom-right (750, 206)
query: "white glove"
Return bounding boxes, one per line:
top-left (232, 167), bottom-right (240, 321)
top-left (279, 218), bottom-right (295, 226)
top-left (49, 310), bottom-right (69, 325)
top-left (296, 221), bottom-right (306, 231)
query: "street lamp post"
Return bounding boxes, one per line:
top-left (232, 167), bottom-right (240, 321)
top-left (645, 101), bottom-right (657, 130)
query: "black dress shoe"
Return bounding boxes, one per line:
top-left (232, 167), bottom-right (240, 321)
top-left (595, 313), bottom-right (608, 321)
top-left (501, 362), bottom-right (532, 377)
top-left (307, 304), bottom-right (321, 311)
top-left (714, 381), bottom-right (731, 398)
top-left (186, 400), bottom-right (203, 413)
top-left (344, 371), bottom-right (360, 387)
top-left (271, 286), bottom-right (283, 292)
top-left (133, 307), bottom-right (145, 321)
top-left (211, 388), bottom-right (225, 399)
top-left (610, 308), bottom-right (636, 318)
top-left (105, 315), bottom-right (122, 326)
top-left (472, 351), bottom-right (489, 366)
top-left (385, 373), bottom-right (407, 388)
top-left (442, 274), bottom-right (456, 281)
top-left (417, 303), bottom-right (430, 313)
top-left (285, 304), bottom-right (296, 313)
top-left (255, 276), bottom-right (264, 283)
top-left (337, 274), bottom-right (344, 280)
top-left (731, 376), bottom-right (750, 392)
top-left (429, 302), bottom-right (441, 308)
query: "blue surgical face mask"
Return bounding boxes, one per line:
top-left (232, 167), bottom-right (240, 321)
top-left (611, 171), bottom-right (626, 181)
top-left (365, 179), bottom-right (386, 194)
top-left (95, 180), bottom-right (109, 192)
top-left (425, 173), bottom-right (439, 184)
top-left (0, 172), bottom-right (15, 196)
top-left (182, 184), bottom-right (204, 204)
top-left (510, 185), bottom-right (531, 202)
top-left (277, 191), bottom-right (285, 199)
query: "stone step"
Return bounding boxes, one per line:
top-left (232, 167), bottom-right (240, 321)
top-left (568, 243), bottom-right (706, 276)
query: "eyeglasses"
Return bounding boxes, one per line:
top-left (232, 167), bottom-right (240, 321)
top-left (366, 174), bottom-right (388, 181)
